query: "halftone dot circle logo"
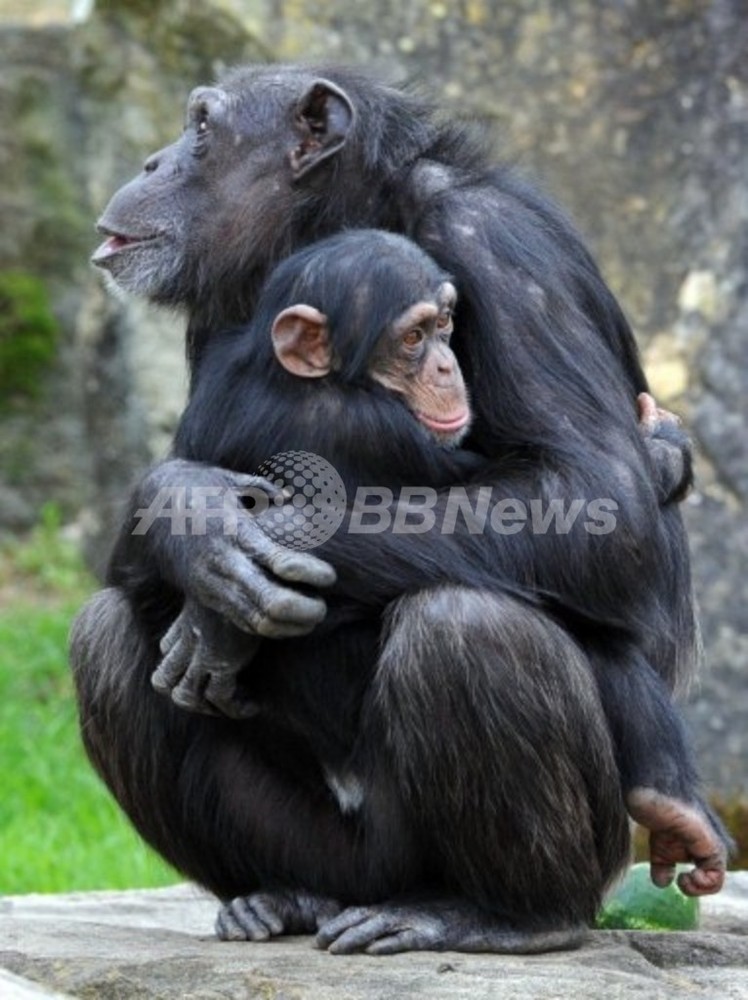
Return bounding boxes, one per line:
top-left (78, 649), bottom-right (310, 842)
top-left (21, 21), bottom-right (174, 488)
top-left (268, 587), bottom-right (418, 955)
top-left (256, 451), bottom-right (347, 550)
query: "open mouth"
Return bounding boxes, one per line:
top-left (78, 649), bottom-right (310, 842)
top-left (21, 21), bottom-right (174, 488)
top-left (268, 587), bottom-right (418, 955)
top-left (91, 226), bottom-right (162, 265)
top-left (416, 409), bottom-right (470, 434)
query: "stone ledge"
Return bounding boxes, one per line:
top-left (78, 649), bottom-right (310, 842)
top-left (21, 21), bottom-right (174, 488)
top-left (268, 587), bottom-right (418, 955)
top-left (1, 875), bottom-right (747, 1000)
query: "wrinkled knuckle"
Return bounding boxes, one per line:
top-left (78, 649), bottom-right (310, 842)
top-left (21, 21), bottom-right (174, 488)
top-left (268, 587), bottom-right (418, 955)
top-left (253, 616), bottom-right (286, 638)
top-left (239, 604), bottom-right (265, 634)
top-left (271, 550), bottom-right (305, 575)
top-left (205, 536), bottom-right (231, 562)
top-left (151, 673), bottom-right (170, 695)
top-left (268, 592), bottom-right (302, 619)
top-left (233, 472), bottom-right (273, 494)
top-left (272, 592), bottom-right (326, 626)
top-left (238, 516), bottom-right (268, 550)
top-left (251, 580), bottom-right (281, 614)
top-left (219, 920), bottom-right (247, 942)
top-left (192, 556), bottom-right (217, 585)
top-left (171, 689), bottom-right (198, 711)
top-left (266, 554), bottom-right (291, 581)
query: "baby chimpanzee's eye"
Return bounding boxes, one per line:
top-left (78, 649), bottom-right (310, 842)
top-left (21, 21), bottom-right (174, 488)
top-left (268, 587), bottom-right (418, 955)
top-left (402, 328), bottom-right (425, 347)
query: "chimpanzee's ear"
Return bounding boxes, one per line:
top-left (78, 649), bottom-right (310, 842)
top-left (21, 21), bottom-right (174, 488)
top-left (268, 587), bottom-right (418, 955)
top-left (290, 80), bottom-right (355, 179)
top-left (271, 305), bottom-right (333, 378)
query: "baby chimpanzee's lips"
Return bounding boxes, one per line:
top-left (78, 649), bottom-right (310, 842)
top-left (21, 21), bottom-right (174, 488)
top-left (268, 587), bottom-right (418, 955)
top-left (417, 409), bottom-right (470, 433)
top-left (91, 226), bottom-right (161, 264)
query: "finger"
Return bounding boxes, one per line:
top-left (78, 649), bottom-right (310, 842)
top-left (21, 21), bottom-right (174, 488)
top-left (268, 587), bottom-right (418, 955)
top-left (637, 392), bottom-right (658, 429)
top-left (203, 672), bottom-right (237, 705)
top-left (324, 912), bottom-right (397, 955)
top-left (367, 930), bottom-right (422, 955)
top-left (264, 548), bottom-right (337, 588)
top-left (236, 518), bottom-right (337, 588)
top-left (327, 920), bottom-right (384, 955)
top-left (655, 406), bottom-right (681, 426)
top-left (204, 674), bottom-right (261, 719)
top-left (191, 560), bottom-right (325, 637)
top-left (316, 907), bottom-right (371, 949)
top-left (227, 472), bottom-right (285, 499)
top-left (249, 583), bottom-right (328, 633)
top-left (677, 863), bottom-right (725, 897)
top-left (197, 548), bottom-right (330, 626)
top-left (245, 894), bottom-right (285, 936)
top-left (220, 583), bottom-right (327, 638)
top-left (159, 615), bottom-right (185, 657)
top-left (650, 861), bottom-right (677, 888)
top-left (151, 634), bottom-right (193, 694)
top-left (161, 464), bottom-right (283, 501)
top-left (201, 555), bottom-right (329, 634)
top-left (216, 898), bottom-right (271, 941)
top-left (171, 662), bottom-right (217, 715)
top-left (628, 789), bottom-right (705, 843)
top-left (216, 907), bottom-right (248, 941)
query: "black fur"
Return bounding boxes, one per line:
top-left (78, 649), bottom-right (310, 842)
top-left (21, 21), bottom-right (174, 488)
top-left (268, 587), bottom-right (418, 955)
top-left (72, 65), bottom-right (726, 954)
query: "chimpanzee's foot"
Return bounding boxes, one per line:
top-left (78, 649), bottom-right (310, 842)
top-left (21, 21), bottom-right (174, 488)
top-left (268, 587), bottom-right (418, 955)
top-left (315, 897), bottom-right (587, 955)
top-left (626, 787), bottom-right (728, 896)
top-left (216, 889), bottom-right (342, 941)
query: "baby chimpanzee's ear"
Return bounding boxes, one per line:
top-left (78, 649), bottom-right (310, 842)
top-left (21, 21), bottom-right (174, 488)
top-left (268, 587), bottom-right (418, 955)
top-left (271, 305), bottom-right (332, 378)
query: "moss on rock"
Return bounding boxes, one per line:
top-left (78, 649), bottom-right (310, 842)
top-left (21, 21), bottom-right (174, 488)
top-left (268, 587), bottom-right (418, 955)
top-left (0, 271), bottom-right (58, 402)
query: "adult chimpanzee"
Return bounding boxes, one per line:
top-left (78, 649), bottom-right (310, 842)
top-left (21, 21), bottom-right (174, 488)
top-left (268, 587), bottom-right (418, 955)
top-left (71, 64), bottom-right (728, 955)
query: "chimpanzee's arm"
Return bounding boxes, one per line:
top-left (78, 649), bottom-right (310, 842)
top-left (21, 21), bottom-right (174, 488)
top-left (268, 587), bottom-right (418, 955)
top-left (141, 408), bottom-right (690, 719)
top-left (107, 397), bottom-right (690, 646)
top-left (106, 458), bottom-right (336, 639)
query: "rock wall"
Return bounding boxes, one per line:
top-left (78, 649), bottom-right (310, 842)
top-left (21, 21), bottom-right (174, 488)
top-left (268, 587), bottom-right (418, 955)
top-left (0, 1), bottom-right (267, 547)
top-left (0, 0), bottom-right (746, 796)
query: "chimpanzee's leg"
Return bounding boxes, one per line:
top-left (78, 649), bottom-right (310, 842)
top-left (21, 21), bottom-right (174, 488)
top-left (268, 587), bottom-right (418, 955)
top-left (318, 586), bottom-right (631, 955)
top-left (70, 588), bottom-right (423, 941)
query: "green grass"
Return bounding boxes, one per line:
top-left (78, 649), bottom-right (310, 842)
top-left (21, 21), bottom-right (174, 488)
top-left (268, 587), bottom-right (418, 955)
top-left (0, 508), bottom-right (180, 894)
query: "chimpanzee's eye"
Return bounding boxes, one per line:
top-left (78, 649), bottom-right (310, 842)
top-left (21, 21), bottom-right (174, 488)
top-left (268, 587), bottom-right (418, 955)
top-left (402, 328), bottom-right (425, 347)
top-left (196, 107), bottom-right (209, 133)
top-left (191, 108), bottom-right (210, 156)
top-left (436, 308), bottom-right (452, 329)
top-left (190, 102), bottom-right (210, 141)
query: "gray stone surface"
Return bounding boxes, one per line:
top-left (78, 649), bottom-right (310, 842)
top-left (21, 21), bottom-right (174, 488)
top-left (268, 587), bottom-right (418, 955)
top-left (0, 969), bottom-right (72, 1000)
top-left (1, 1), bottom-right (746, 795)
top-left (1, 878), bottom-right (748, 1000)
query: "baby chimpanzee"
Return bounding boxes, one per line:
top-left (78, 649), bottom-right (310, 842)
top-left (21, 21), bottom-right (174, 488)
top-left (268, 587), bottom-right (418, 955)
top-left (154, 228), bottom-right (479, 709)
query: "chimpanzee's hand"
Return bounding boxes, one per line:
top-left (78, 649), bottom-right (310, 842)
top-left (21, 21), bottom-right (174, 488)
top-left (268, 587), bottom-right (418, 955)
top-left (627, 788), bottom-right (729, 896)
top-left (152, 599), bottom-right (261, 718)
top-left (133, 459), bottom-right (336, 638)
top-left (637, 392), bottom-right (693, 504)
